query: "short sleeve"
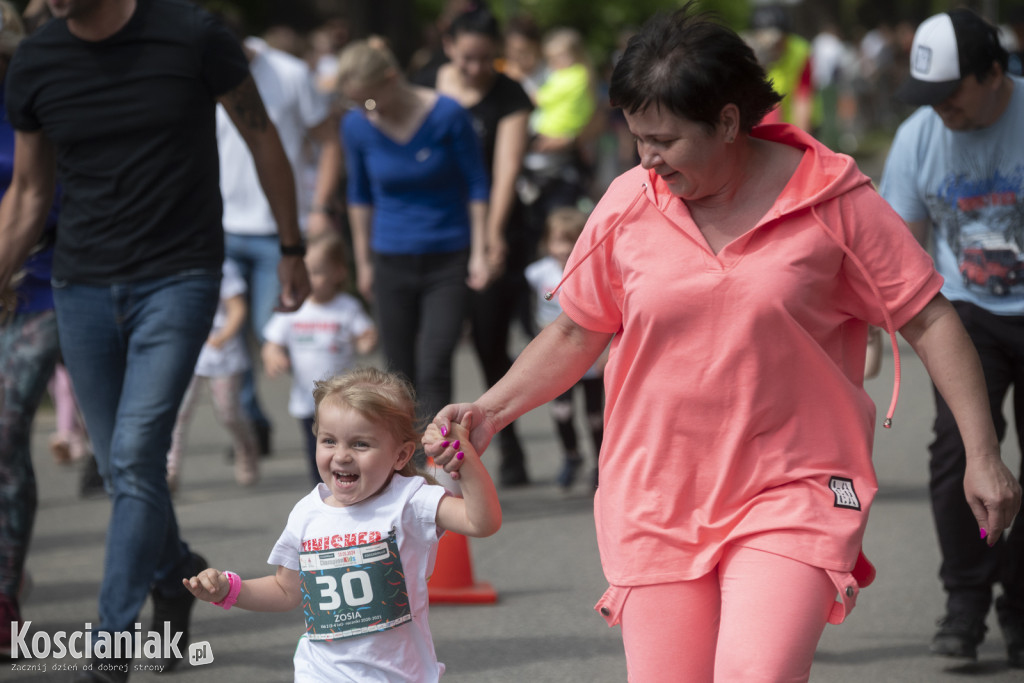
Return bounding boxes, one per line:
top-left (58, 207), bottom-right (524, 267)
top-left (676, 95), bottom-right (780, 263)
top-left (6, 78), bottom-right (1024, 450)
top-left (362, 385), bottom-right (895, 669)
top-left (342, 113), bottom-right (372, 206)
top-left (556, 188), bottom-right (627, 334)
top-left (262, 311), bottom-right (291, 345)
top-left (347, 298), bottom-right (374, 337)
top-left (878, 117), bottom-right (929, 224)
top-left (199, 11), bottom-right (250, 99)
top-left (267, 498), bottom-right (309, 570)
top-left (405, 478), bottom-right (446, 544)
top-left (220, 259), bottom-right (247, 300)
top-left (295, 64), bottom-right (330, 128)
top-left (5, 46), bottom-right (42, 131)
top-left (446, 100), bottom-right (490, 201)
top-left (267, 527), bottom-right (302, 571)
top-left (835, 185), bottom-right (944, 329)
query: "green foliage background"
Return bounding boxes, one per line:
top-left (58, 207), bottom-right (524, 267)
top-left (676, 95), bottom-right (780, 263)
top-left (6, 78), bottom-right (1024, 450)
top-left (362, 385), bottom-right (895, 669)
top-left (415, 0), bottom-right (751, 67)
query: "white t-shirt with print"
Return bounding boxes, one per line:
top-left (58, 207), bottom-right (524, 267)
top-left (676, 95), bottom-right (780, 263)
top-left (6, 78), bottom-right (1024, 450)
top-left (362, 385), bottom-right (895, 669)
top-left (262, 293), bottom-right (374, 418)
top-left (267, 475), bottom-right (447, 682)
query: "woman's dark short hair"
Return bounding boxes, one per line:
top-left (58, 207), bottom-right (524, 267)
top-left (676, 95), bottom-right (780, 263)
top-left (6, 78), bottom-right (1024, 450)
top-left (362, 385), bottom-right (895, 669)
top-left (449, 7), bottom-right (501, 42)
top-left (609, 3), bottom-right (781, 133)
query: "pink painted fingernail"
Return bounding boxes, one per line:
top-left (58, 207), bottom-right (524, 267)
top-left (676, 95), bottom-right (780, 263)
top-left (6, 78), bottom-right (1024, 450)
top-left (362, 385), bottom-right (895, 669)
top-left (440, 425), bottom-right (448, 437)
top-left (452, 440), bottom-right (460, 450)
top-left (980, 528), bottom-right (988, 540)
top-left (456, 451), bottom-right (464, 460)
top-left (440, 440), bottom-right (450, 448)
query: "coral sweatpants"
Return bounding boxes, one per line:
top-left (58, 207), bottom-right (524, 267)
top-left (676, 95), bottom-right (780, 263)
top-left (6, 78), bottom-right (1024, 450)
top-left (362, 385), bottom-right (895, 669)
top-left (617, 546), bottom-right (835, 682)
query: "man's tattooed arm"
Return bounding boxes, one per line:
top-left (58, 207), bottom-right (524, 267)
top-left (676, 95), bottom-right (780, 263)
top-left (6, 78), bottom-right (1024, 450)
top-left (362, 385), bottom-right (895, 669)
top-left (220, 75), bottom-right (269, 133)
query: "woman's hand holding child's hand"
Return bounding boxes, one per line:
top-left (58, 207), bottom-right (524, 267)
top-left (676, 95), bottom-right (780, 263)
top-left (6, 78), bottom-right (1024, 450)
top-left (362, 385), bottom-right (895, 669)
top-left (183, 567), bottom-right (230, 604)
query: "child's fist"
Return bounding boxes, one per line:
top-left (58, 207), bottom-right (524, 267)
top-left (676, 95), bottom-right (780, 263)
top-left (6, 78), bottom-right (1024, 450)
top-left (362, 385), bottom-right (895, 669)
top-left (183, 567), bottom-right (230, 604)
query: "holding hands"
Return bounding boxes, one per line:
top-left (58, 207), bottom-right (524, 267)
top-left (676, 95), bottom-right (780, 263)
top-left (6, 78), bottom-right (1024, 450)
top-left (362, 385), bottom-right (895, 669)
top-left (423, 404), bottom-right (496, 481)
top-left (183, 567), bottom-right (231, 604)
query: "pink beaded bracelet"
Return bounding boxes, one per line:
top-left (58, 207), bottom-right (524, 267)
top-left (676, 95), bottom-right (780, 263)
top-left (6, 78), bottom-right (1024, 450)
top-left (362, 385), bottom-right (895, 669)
top-left (213, 571), bottom-right (241, 610)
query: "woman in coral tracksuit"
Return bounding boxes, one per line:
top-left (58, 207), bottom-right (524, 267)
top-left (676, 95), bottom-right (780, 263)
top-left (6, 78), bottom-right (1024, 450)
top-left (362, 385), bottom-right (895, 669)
top-left (425, 6), bottom-right (1021, 682)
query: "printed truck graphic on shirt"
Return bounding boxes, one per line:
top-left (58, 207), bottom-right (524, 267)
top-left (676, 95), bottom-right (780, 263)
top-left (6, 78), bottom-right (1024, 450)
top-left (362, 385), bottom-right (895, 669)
top-left (957, 230), bottom-right (1023, 297)
top-left (926, 162), bottom-right (1024, 302)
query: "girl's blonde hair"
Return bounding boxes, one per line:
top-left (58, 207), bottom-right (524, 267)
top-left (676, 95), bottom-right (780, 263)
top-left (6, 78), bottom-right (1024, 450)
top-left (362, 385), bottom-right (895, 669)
top-left (312, 367), bottom-right (423, 479)
top-left (544, 206), bottom-right (587, 247)
top-left (335, 36), bottom-right (399, 90)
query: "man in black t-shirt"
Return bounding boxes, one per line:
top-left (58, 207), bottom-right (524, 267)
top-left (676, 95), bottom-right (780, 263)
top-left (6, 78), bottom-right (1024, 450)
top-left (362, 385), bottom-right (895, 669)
top-left (0, 1), bottom-right (310, 679)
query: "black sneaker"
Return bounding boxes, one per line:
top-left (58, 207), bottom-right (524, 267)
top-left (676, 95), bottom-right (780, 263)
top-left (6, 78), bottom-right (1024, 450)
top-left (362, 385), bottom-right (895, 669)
top-left (499, 464), bottom-right (530, 488)
top-left (73, 656), bottom-right (130, 682)
top-left (149, 552), bottom-right (207, 673)
top-left (930, 613), bottom-right (987, 660)
top-left (254, 420), bottom-right (272, 456)
top-left (79, 455), bottom-right (106, 499)
top-left (997, 600), bottom-right (1024, 669)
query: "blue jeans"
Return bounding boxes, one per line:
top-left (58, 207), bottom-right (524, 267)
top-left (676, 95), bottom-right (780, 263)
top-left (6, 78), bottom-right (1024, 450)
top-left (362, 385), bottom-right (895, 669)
top-left (53, 271), bottom-right (219, 634)
top-left (225, 233), bottom-right (281, 427)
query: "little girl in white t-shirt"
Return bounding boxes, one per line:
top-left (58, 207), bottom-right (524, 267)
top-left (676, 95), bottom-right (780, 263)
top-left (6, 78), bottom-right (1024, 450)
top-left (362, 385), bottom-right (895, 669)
top-left (183, 367), bottom-right (502, 681)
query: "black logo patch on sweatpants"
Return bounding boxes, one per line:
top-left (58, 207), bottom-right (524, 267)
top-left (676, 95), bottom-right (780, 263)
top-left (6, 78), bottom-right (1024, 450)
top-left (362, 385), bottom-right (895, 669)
top-left (829, 476), bottom-right (861, 510)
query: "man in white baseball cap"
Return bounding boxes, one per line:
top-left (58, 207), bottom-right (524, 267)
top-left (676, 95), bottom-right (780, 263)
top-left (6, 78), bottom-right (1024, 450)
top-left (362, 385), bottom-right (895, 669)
top-left (880, 7), bottom-right (1023, 668)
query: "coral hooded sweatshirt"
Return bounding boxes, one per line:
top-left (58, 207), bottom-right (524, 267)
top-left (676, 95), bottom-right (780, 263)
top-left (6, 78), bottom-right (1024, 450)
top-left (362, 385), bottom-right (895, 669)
top-left (556, 124), bottom-right (943, 592)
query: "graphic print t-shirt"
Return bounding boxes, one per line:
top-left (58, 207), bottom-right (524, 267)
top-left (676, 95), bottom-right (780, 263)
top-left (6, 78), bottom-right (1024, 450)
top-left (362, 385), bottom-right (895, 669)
top-left (880, 76), bottom-right (1024, 316)
top-left (268, 476), bottom-right (447, 682)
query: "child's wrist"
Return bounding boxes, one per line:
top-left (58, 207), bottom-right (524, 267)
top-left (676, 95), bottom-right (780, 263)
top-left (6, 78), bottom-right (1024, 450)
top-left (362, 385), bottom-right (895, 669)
top-left (213, 571), bottom-right (242, 610)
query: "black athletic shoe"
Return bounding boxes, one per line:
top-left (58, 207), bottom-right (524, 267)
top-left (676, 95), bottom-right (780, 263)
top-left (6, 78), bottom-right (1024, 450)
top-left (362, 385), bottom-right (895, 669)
top-left (499, 464), bottom-right (530, 488)
top-left (930, 613), bottom-right (987, 660)
top-left (149, 552), bottom-right (207, 673)
top-left (997, 600), bottom-right (1024, 669)
top-left (254, 421), bottom-right (272, 456)
top-left (73, 656), bottom-right (130, 682)
top-left (79, 455), bottom-right (106, 499)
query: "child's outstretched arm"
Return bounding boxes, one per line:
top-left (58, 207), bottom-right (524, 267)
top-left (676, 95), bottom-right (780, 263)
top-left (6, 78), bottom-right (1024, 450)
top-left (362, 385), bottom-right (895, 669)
top-left (355, 325), bottom-right (378, 355)
top-left (183, 565), bottom-right (302, 612)
top-left (260, 341), bottom-right (291, 378)
top-left (428, 422), bottom-right (502, 538)
top-left (207, 293), bottom-right (247, 349)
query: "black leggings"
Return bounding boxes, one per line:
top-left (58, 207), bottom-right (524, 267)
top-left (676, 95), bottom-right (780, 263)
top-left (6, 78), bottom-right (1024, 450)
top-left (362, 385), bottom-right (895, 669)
top-left (373, 250), bottom-right (469, 423)
top-left (551, 377), bottom-right (604, 459)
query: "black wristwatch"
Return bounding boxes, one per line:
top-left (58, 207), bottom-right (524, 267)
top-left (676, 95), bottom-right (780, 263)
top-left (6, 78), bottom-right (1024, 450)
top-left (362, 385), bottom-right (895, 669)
top-left (280, 242), bottom-right (306, 257)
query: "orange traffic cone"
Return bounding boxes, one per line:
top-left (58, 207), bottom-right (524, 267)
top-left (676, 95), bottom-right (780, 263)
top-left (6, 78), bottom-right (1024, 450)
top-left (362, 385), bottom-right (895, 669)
top-left (424, 457), bottom-right (498, 604)
top-left (428, 531), bottom-right (498, 604)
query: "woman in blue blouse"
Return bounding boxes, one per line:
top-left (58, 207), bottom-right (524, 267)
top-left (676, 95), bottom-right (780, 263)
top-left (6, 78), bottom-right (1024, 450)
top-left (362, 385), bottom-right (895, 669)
top-left (337, 38), bottom-right (490, 423)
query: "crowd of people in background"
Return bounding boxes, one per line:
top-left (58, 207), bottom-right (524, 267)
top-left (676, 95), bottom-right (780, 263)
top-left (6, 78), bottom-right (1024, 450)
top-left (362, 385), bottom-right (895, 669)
top-left (0, 0), bottom-right (1022, 680)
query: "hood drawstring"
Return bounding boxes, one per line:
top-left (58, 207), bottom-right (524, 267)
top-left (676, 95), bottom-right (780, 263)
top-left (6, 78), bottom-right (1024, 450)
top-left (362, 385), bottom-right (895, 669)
top-left (810, 206), bottom-right (901, 428)
top-left (544, 184), bottom-right (649, 302)
top-left (545, 181), bottom-right (901, 429)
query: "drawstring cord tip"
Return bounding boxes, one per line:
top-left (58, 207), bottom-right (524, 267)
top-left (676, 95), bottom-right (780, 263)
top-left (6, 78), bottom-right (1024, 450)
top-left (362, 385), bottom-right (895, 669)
top-left (543, 291), bottom-right (554, 301)
top-left (883, 417), bottom-right (892, 429)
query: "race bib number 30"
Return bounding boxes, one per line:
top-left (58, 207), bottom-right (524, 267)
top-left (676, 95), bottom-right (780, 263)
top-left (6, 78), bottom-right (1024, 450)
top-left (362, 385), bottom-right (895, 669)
top-left (299, 529), bottom-right (411, 641)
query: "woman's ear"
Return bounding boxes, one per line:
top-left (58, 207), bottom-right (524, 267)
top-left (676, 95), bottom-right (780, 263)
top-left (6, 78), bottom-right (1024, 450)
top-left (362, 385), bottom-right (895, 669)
top-left (719, 103), bottom-right (740, 142)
